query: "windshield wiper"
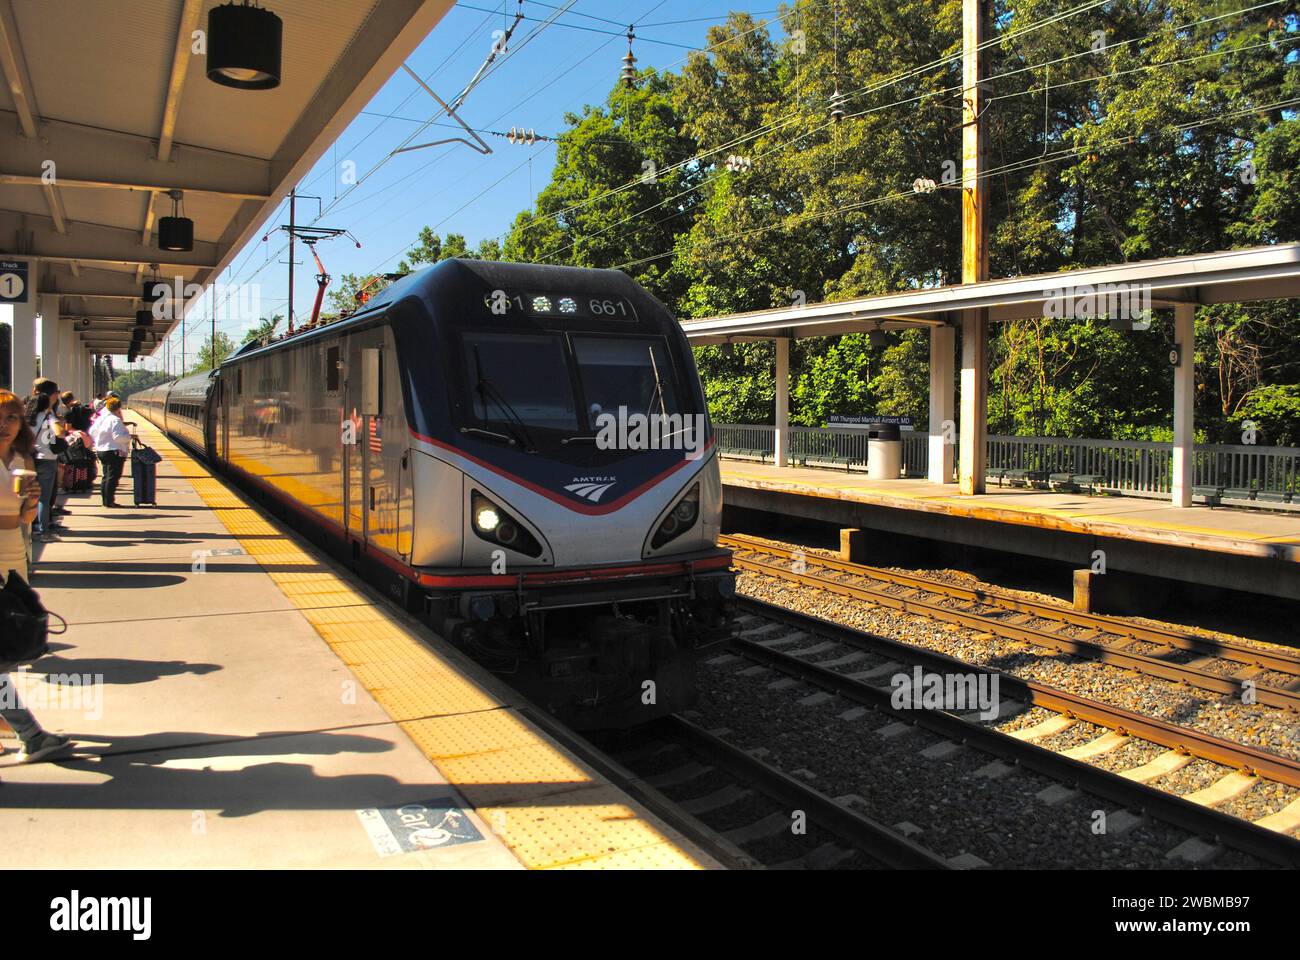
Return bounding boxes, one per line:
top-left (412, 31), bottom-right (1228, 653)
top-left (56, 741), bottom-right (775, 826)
top-left (461, 426), bottom-right (516, 445)
top-left (644, 345), bottom-right (668, 419)
top-left (474, 346), bottom-right (537, 452)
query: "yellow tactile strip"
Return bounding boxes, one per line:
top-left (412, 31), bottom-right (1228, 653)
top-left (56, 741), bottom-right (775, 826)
top-left (130, 417), bottom-right (706, 870)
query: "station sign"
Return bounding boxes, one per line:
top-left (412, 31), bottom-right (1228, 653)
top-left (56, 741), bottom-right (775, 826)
top-left (829, 414), bottom-right (913, 429)
top-left (0, 260), bottom-right (30, 304)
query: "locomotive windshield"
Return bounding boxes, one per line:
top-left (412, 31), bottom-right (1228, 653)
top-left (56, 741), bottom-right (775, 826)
top-left (463, 332), bottom-right (578, 432)
top-left (572, 337), bottom-right (679, 420)
top-left (458, 329), bottom-right (684, 443)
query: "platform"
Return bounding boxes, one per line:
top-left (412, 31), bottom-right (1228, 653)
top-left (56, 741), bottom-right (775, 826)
top-left (721, 461), bottom-right (1300, 601)
top-left (0, 418), bottom-right (719, 870)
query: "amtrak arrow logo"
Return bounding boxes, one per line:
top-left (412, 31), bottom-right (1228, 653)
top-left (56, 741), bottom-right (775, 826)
top-left (564, 480), bottom-right (616, 503)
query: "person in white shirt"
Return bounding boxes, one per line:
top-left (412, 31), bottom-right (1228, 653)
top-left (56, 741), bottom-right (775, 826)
top-left (90, 397), bottom-right (131, 508)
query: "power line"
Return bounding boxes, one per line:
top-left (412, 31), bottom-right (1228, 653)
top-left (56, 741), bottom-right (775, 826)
top-left (608, 94), bottom-right (1300, 273)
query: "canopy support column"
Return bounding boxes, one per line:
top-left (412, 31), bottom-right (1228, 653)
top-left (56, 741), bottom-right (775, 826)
top-left (928, 325), bottom-right (955, 484)
top-left (1172, 303), bottom-right (1195, 507)
top-left (774, 336), bottom-right (790, 468)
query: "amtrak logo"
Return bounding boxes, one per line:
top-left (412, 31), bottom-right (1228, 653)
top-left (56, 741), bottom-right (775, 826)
top-left (564, 478), bottom-right (617, 503)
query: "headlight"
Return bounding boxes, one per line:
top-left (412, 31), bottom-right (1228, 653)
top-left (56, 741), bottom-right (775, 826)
top-left (475, 505), bottom-right (500, 532)
top-left (471, 490), bottom-right (543, 557)
top-left (651, 483), bottom-right (700, 549)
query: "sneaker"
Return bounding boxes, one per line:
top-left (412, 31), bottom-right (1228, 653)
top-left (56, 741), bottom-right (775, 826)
top-left (34, 532), bottom-right (60, 543)
top-left (17, 732), bottom-right (72, 763)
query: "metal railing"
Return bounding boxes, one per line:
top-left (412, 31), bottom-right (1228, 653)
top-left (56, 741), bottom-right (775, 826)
top-left (715, 424), bottom-right (1300, 496)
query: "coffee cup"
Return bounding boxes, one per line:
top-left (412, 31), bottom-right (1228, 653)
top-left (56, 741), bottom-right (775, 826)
top-left (11, 467), bottom-right (35, 497)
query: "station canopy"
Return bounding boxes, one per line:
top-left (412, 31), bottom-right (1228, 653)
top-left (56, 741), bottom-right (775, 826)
top-left (680, 243), bottom-right (1300, 343)
top-left (0, 0), bottom-right (455, 356)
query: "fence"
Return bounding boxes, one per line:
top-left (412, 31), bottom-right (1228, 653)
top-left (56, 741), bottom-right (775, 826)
top-left (714, 424), bottom-right (1300, 496)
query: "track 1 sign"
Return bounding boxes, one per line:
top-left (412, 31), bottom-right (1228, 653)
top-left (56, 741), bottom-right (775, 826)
top-left (0, 261), bottom-right (28, 304)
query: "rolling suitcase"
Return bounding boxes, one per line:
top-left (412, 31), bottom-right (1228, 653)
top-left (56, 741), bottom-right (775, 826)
top-left (131, 441), bottom-right (160, 506)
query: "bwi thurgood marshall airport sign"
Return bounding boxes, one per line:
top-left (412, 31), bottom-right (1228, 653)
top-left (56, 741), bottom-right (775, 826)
top-left (0, 260), bottom-right (30, 304)
top-left (829, 415), bottom-right (913, 428)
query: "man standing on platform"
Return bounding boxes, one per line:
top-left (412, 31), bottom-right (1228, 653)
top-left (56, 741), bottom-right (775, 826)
top-left (90, 397), bottom-right (130, 508)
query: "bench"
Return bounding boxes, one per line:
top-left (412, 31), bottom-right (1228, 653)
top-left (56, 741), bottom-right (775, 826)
top-left (1048, 472), bottom-right (1106, 494)
top-left (720, 446), bottom-right (770, 463)
top-left (1255, 490), bottom-right (1293, 504)
top-left (991, 468), bottom-right (1049, 488)
top-left (1194, 485), bottom-right (1224, 506)
top-left (797, 454), bottom-right (857, 472)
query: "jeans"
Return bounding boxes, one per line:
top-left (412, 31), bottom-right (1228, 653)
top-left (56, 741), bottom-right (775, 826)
top-left (0, 673), bottom-right (42, 745)
top-left (98, 451), bottom-right (126, 506)
top-left (33, 459), bottom-right (58, 534)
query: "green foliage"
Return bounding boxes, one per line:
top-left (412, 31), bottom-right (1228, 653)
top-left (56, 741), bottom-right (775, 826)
top-left (1233, 384), bottom-right (1300, 447)
top-left (190, 332), bottom-right (235, 374)
top-left (242, 315), bottom-right (283, 345)
top-left (362, 2), bottom-right (1300, 442)
top-left (109, 368), bottom-right (170, 400)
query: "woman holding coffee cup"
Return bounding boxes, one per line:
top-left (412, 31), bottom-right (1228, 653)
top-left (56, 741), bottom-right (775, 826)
top-left (0, 387), bottom-right (74, 764)
top-left (0, 388), bottom-right (40, 579)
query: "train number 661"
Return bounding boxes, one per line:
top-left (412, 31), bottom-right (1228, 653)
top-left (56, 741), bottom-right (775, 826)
top-left (589, 298), bottom-right (629, 317)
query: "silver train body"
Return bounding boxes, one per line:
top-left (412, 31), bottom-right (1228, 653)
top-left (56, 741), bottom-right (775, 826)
top-left (134, 260), bottom-right (736, 728)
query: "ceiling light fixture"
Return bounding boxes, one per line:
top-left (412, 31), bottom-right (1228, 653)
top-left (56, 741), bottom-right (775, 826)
top-left (207, 1), bottom-right (283, 90)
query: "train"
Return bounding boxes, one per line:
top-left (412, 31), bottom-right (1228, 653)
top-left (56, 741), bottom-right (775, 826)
top-left (133, 259), bottom-right (737, 728)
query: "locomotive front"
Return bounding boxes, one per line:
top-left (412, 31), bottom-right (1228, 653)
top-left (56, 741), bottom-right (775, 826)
top-left (393, 261), bottom-right (736, 728)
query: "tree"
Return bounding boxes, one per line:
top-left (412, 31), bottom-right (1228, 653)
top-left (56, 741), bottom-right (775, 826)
top-left (109, 368), bottom-right (170, 401)
top-left (241, 315), bottom-right (283, 345)
top-left (190, 332), bottom-right (235, 374)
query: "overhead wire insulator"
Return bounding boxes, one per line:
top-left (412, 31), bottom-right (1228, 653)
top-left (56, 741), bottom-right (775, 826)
top-left (621, 25), bottom-right (637, 88)
top-left (830, 87), bottom-right (846, 123)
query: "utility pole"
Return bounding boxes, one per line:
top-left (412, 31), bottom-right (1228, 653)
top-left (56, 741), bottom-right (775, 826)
top-left (958, 0), bottom-right (990, 495)
top-left (288, 187), bottom-right (296, 334)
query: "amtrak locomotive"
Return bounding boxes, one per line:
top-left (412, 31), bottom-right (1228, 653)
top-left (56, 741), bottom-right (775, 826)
top-left (134, 260), bottom-right (736, 728)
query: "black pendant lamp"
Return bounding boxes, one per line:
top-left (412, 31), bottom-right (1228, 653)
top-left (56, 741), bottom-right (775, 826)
top-left (158, 190), bottom-right (193, 252)
top-left (135, 309), bottom-right (154, 330)
top-left (142, 268), bottom-right (166, 305)
top-left (207, 1), bottom-right (283, 90)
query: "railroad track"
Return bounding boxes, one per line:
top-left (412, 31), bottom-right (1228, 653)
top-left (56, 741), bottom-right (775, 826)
top-left (722, 597), bottom-right (1300, 867)
top-left (593, 714), bottom-right (952, 869)
top-left (720, 533), bottom-right (1300, 712)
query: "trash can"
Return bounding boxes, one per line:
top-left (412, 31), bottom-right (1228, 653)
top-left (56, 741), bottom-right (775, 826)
top-left (867, 422), bottom-right (902, 480)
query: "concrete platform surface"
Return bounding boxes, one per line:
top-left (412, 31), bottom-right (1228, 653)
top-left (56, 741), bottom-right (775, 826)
top-left (721, 461), bottom-right (1300, 563)
top-left (0, 418), bottom-right (717, 870)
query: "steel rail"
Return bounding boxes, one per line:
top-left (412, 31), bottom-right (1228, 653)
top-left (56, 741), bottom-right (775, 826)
top-left (662, 715), bottom-right (953, 870)
top-left (722, 534), bottom-right (1300, 675)
top-left (734, 598), bottom-right (1300, 868)
top-left (724, 543), bottom-right (1300, 712)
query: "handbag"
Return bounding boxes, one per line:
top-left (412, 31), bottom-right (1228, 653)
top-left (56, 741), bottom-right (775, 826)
top-left (35, 413), bottom-right (67, 456)
top-left (0, 569), bottom-right (66, 667)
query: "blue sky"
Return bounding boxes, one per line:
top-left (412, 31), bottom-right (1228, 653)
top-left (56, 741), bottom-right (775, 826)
top-left (162, 1), bottom-right (793, 368)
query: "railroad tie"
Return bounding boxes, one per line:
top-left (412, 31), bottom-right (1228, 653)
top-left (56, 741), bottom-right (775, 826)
top-left (1007, 715), bottom-right (1077, 741)
top-left (1182, 770), bottom-right (1259, 808)
top-left (1118, 750), bottom-right (1194, 783)
top-left (846, 660), bottom-right (904, 681)
top-left (1252, 796), bottom-right (1300, 834)
top-left (1060, 730), bottom-right (1130, 761)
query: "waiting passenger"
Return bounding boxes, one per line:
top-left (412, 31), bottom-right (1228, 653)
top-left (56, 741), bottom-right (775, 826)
top-left (0, 389), bottom-right (72, 764)
top-left (90, 397), bottom-right (131, 508)
top-left (27, 394), bottom-right (63, 542)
